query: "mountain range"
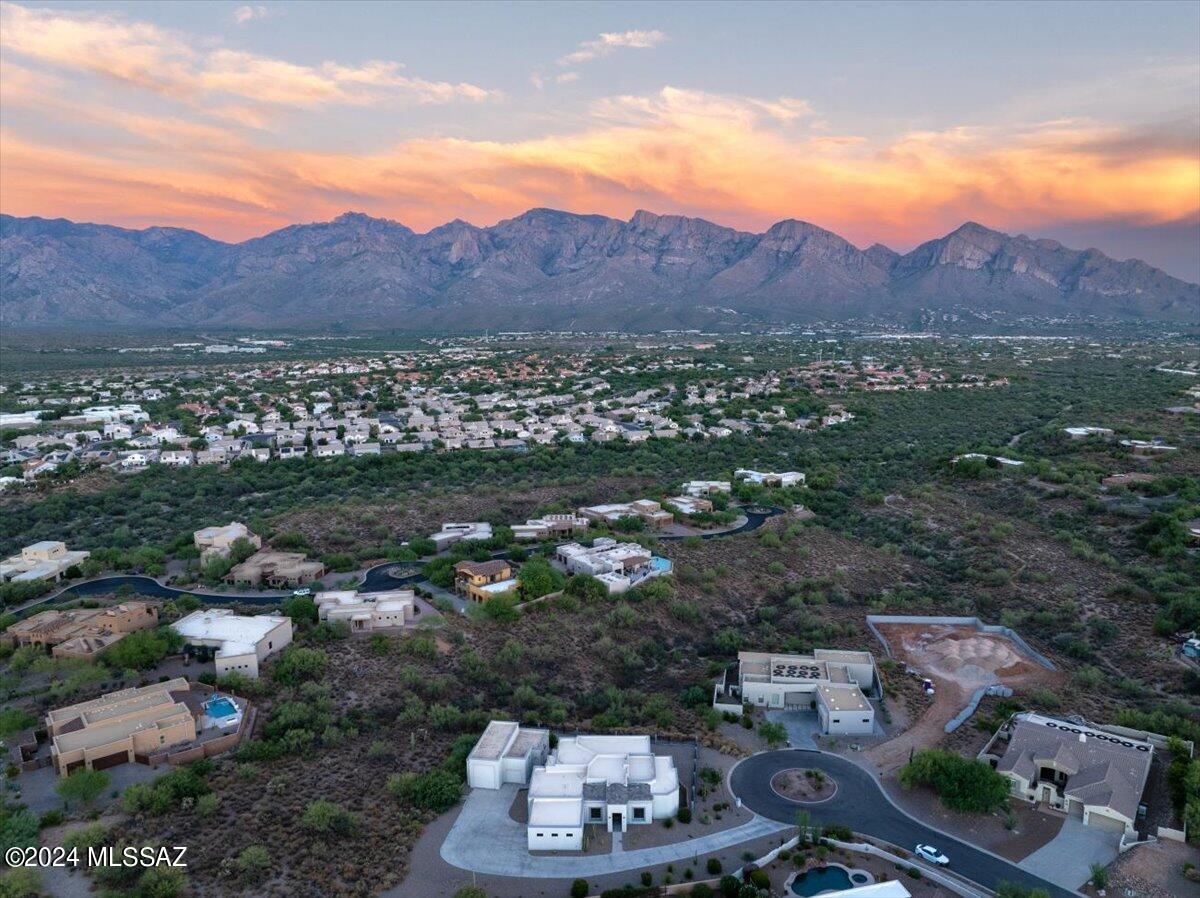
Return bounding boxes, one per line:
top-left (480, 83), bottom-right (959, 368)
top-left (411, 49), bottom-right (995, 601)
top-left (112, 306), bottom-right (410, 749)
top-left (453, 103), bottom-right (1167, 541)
top-left (2, 209), bottom-right (1196, 331)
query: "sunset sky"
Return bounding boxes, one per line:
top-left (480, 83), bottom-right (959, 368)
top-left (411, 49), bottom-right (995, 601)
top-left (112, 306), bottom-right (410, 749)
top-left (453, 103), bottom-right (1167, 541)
top-left (2, 0), bottom-right (1198, 279)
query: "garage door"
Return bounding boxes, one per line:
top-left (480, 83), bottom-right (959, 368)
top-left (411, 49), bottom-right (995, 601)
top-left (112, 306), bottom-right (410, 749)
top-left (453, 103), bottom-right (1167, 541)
top-left (1066, 799), bottom-right (1084, 818)
top-left (784, 691), bottom-right (808, 708)
top-left (467, 759), bottom-right (499, 789)
top-left (91, 751), bottom-right (128, 771)
top-left (1087, 810), bottom-right (1127, 834)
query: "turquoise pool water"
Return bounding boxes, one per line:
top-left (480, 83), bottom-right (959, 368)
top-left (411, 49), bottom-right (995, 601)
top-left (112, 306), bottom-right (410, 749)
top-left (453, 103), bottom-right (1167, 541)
top-left (789, 866), bottom-right (853, 896)
top-left (206, 696), bottom-right (238, 719)
top-left (650, 556), bottom-right (672, 572)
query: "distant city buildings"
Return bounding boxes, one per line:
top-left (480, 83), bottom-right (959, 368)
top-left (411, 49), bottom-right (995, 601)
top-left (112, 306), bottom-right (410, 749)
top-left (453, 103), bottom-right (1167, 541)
top-left (0, 345), bottom-right (883, 487)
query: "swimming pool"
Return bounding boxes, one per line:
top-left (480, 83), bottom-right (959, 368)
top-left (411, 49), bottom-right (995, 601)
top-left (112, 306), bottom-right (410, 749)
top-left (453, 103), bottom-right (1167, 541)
top-left (650, 556), bottom-right (672, 572)
top-left (788, 866), bottom-right (853, 896)
top-left (206, 696), bottom-right (239, 721)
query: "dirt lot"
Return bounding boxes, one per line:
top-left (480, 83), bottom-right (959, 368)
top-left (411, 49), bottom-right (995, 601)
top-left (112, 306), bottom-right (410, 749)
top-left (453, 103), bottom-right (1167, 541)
top-left (1104, 838), bottom-right (1200, 898)
top-left (867, 621), bottom-right (1062, 772)
top-left (884, 782), bottom-right (1064, 861)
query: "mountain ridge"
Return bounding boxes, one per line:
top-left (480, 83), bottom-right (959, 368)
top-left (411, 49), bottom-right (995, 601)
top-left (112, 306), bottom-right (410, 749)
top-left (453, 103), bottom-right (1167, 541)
top-left (2, 209), bottom-right (1196, 330)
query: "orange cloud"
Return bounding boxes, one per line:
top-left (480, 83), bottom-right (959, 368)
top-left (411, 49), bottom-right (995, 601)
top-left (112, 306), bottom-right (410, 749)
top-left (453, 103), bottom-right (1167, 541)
top-left (1, 81), bottom-right (1196, 250)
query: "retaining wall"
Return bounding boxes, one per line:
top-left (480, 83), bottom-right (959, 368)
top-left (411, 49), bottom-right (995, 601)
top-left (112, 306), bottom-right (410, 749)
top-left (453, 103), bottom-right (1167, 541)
top-left (865, 614), bottom-right (1055, 670)
top-left (945, 684), bottom-right (1013, 734)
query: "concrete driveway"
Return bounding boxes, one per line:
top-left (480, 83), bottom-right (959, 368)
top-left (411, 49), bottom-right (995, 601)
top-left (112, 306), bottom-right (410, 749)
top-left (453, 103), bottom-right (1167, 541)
top-left (440, 784), bottom-right (788, 877)
top-left (16, 763), bottom-right (161, 815)
top-left (764, 709), bottom-right (822, 750)
top-left (1018, 818), bottom-right (1121, 891)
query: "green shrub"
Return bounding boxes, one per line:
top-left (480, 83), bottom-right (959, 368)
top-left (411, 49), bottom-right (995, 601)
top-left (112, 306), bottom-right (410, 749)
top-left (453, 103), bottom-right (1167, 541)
top-left (56, 768), bottom-right (110, 809)
top-left (235, 845), bottom-right (271, 885)
top-left (0, 709), bottom-right (36, 739)
top-left (300, 800), bottom-right (358, 837)
top-left (386, 770), bottom-right (462, 812)
top-left (899, 749), bottom-right (1010, 813)
top-left (271, 646), bottom-right (328, 684)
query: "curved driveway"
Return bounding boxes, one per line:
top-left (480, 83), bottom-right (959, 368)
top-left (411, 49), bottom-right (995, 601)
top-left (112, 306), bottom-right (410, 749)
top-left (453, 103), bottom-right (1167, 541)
top-left (440, 784), bottom-right (788, 877)
top-left (730, 750), bottom-right (1076, 898)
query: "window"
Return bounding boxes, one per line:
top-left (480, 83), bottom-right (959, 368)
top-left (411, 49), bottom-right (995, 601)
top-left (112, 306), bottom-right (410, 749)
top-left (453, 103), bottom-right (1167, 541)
top-left (633, 807), bottom-right (645, 820)
top-left (590, 807), bottom-right (602, 820)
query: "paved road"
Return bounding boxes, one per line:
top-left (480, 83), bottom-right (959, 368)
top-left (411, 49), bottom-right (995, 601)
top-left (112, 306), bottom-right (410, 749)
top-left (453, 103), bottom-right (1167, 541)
top-left (729, 750), bottom-right (1078, 898)
top-left (658, 505), bottom-right (783, 541)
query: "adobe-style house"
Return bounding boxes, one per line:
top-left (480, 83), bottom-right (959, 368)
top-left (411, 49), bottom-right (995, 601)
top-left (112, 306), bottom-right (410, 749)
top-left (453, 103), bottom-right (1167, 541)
top-left (193, 521), bottom-right (261, 563)
top-left (226, 549), bottom-right (325, 588)
top-left (453, 559), bottom-right (517, 602)
top-left (6, 602), bottom-right (160, 660)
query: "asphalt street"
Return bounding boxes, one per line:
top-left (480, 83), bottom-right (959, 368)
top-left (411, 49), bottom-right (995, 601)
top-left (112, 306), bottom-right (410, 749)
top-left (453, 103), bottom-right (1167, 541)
top-left (729, 749), bottom-right (1078, 898)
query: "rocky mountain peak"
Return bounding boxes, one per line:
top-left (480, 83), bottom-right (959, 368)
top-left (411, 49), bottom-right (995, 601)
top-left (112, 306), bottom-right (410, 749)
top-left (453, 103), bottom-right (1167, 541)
top-left (2, 209), bottom-right (1195, 330)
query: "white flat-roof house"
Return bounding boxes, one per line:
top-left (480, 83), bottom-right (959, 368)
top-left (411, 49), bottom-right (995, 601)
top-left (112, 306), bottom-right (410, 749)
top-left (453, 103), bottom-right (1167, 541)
top-left (735, 469), bottom-right (806, 488)
top-left (314, 589), bottom-right (416, 631)
top-left (172, 609), bottom-right (292, 679)
top-left (466, 721), bottom-right (680, 851)
top-left (0, 541), bottom-right (90, 583)
top-left (714, 649), bottom-right (878, 736)
top-left (430, 522), bottom-right (493, 552)
top-left (667, 495), bottom-right (713, 516)
top-left (511, 514), bottom-right (590, 541)
top-left (979, 712), bottom-right (1158, 837)
top-left (681, 480), bottom-right (732, 497)
top-left (527, 734), bottom-right (680, 849)
top-left (467, 720), bottom-right (550, 791)
top-left (556, 538), bottom-right (670, 594)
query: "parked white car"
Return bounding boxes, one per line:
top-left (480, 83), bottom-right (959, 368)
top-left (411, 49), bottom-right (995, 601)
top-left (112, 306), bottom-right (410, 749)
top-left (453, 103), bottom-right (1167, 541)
top-left (914, 844), bottom-right (949, 866)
